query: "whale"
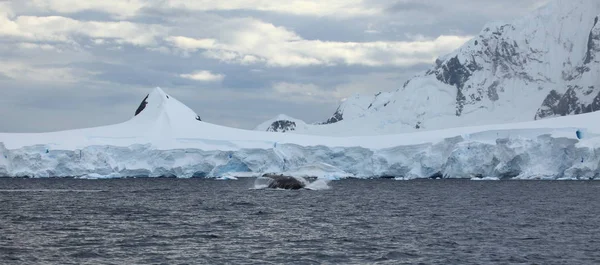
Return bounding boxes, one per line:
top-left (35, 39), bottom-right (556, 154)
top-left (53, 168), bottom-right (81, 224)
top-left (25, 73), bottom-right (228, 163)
top-left (259, 174), bottom-right (306, 190)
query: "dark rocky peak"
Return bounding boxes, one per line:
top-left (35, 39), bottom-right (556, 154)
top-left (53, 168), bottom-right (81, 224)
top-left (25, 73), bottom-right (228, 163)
top-left (430, 56), bottom-right (475, 90)
top-left (426, 55), bottom-right (483, 116)
top-left (538, 14), bottom-right (600, 120)
top-left (266, 120), bottom-right (297, 132)
top-left (134, 94), bottom-right (149, 116)
top-left (584, 16), bottom-right (600, 65)
top-left (535, 85), bottom-right (600, 119)
top-left (322, 107), bottom-right (344, 124)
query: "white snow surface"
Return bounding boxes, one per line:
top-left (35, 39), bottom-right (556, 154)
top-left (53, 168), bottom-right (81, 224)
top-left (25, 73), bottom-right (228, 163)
top-left (1, 87), bottom-right (600, 180)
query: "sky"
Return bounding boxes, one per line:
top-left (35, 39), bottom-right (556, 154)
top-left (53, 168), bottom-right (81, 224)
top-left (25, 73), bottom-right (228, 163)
top-left (0, 0), bottom-right (550, 132)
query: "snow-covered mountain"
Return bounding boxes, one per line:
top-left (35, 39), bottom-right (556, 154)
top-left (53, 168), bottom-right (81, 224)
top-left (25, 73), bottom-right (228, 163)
top-left (2, 87), bottom-right (600, 180)
top-left (271, 0), bottom-right (600, 136)
top-left (0, 87), bottom-right (336, 151)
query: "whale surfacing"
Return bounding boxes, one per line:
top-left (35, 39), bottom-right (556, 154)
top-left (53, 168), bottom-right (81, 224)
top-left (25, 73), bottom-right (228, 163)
top-left (260, 174), bottom-right (306, 190)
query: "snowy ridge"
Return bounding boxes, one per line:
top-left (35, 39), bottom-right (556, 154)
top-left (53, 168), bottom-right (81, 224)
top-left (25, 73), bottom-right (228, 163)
top-left (271, 0), bottom-right (600, 136)
top-left (1, 87), bottom-right (600, 179)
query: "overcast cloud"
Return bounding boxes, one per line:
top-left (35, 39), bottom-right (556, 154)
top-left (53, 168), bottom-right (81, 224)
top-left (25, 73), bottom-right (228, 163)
top-left (0, 0), bottom-right (549, 132)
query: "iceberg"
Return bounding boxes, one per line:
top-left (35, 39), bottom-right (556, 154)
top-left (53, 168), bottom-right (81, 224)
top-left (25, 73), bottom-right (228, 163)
top-left (1, 87), bottom-right (600, 180)
top-left (215, 175), bottom-right (239, 181)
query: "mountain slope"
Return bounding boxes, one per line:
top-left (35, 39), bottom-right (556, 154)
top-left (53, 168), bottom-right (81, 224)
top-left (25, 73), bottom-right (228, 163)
top-left (280, 0), bottom-right (600, 136)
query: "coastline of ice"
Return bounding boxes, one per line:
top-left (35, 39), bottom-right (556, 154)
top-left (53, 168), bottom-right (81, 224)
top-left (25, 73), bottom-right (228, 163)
top-left (1, 132), bottom-right (599, 180)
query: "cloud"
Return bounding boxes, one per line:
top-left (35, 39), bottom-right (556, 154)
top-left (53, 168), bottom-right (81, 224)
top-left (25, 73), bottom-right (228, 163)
top-left (170, 19), bottom-right (472, 67)
top-left (0, 72), bottom-right (11, 80)
top-left (0, 12), bottom-right (167, 46)
top-left (386, 1), bottom-right (438, 13)
top-left (17, 42), bottom-right (60, 51)
top-left (163, 0), bottom-right (381, 17)
top-left (165, 36), bottom-right (216, 51)
top-left (180, 70), bottom-right (225, 82)
top-left (23, 0), bottom-right (382, 18)
top-left (0, 61), bottom-right (94, 83)
top-left (271, 82), bottom-right (332, 102)
top-left (25, 0), bottom-right (146, 18)
top-left (268, 72), bottom-right (414, 104)
top-left (3, 3), bottom-right (471, 69)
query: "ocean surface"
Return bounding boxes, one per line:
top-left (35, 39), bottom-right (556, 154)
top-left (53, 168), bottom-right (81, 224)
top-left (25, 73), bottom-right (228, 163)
top-left (1, 178), bottom-right (599, 264)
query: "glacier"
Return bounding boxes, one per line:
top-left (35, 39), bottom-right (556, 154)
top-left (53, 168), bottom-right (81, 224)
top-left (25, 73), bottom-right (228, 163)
top-left (1, 87), bottom-right (600, 180)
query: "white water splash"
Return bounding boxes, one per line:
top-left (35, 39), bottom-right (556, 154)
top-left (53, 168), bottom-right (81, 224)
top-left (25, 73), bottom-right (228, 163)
top-left (305, 179), bottom-right (331, 190)
top-left (216, 175), bottom-right (238, 180)
top-left (470, 177), bottom-right (500, 181)
top-left (252, 177), bottom-right (273, 189)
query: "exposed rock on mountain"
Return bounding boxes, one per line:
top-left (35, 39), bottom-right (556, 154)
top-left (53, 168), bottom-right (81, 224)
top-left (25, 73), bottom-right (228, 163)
top-left (254, 114), bottom-right (307, 132)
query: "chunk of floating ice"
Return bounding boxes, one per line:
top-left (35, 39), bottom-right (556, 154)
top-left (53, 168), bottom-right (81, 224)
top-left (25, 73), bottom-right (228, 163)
top-left (556, 177), bottom-right (578, 181)
top-left (216, 175), bottom-right (238, 180)
top-left (78, 173), bottom-right (122, 179)
top-left (470, 177), bottom-right (500, 181)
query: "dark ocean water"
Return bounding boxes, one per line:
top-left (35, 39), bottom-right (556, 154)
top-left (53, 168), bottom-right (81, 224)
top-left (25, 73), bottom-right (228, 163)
top-left (1, 178), bottom-right (599, 265)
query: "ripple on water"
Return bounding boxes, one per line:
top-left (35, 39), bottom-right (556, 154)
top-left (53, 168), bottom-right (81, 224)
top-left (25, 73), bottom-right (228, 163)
top-left (1, 178), bottom-right (600, 264)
